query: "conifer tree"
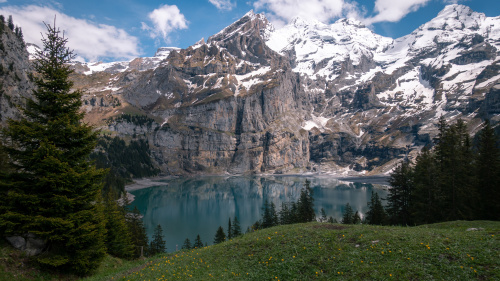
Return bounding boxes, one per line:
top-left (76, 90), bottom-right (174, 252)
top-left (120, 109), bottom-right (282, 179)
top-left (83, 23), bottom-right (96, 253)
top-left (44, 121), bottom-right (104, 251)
top-left (320, 208), bottom-right (328, 222)
top-left (182, 238), bottom-right (192, 250)
top-left (353, 211), bottom-right (361, 224)
top-left (365, 192), bottom-right (387, 225)
top-left (193, 235), bottom-right (203, 248)
top-left (227, 218), bottom-right (232, 239)
top-left (341, 203), bottom-right (354, 224)
top-left (150, 224), bottom-right (166, 255)
top-left (434, 119), bottom-right (476, 220)
top-left (387, 161), bottom-right (414, 225)
top-left (297, 180), bottom-right (316, 222)
top-left (278, 202), bottom-right (294, 225)
top-left (7, 15), bottom-right (13, 31)
top-left (232, 216), bottom-right (242, 237)
top-left (411, 148), bottom-right (441, 224)
top-left (213, 226), bottom-right (226, 244)
top-left (261, 200), bottom-right (278, 228)
top-left (103, 192), bottom-right (134, 259)
top-left (0, 21), bottom-right (106, 275)
top-left (17, 27), bottom-right (24, 47)
top-left (475, 120), bottom-right (500, 220)
top-left (127, 206), bottom-right (149, 258)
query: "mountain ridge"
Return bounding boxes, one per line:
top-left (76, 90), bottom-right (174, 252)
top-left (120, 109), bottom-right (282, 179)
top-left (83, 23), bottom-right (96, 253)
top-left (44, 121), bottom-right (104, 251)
top-left (19, 4), bottom-right (500, 176)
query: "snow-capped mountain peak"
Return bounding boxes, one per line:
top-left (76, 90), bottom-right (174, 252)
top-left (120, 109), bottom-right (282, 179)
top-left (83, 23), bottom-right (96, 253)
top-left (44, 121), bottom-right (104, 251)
top-left (208, 9), bottom-right (271, 44)
top-left (266, 15), bottom-right (393, 79)
top-left (431, 4), bottom-right (484, 30)
top-left (61, 4), bottom-right (499, 176)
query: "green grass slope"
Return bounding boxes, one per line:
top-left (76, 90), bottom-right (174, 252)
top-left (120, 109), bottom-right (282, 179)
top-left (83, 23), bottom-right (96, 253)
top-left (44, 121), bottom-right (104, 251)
top-left (1, 221), bottom-right (499, 280)
top-left (116, 221), bottom-right (499, 280)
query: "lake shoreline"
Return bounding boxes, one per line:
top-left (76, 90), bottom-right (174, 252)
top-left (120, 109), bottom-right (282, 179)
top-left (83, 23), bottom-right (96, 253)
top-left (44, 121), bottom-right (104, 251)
top-left (125, 174), bottom-right (390, 192)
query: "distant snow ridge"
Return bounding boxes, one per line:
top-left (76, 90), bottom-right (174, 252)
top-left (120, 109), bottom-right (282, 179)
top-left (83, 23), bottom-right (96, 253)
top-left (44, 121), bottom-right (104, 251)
top-left (266, 4), bottom-right (500, 116)
top-left (266, 17), bottom-right (393, 80)
top-left (65, 47), bottom-right (181, 75)
top-left (155, 47), bottom-right (181, 59)
top-left (266, 4), bottom-right (499, 84)
top-left (378, 4), bottom-right (497, 70)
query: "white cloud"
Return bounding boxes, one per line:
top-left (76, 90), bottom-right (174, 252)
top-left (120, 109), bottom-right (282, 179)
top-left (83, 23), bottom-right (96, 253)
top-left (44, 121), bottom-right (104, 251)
top-left (0, 0), bottom-right (7, 3)
top-left (364, 0), bottom-right (431, 24)
top-left (443, 0), bottom-right (463, 3)
top-left (253, 0), bottom-right (347, 26)
top-left (143, 4), bottom-right (188, 44)
top-left (208, 0), bottom-right (235, 11)
top-left (0, 5), bottom-right (140, 62)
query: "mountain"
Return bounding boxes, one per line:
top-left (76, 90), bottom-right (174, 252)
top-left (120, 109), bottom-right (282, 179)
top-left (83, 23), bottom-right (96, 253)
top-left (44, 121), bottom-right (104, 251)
top-left (261, 4), bottom-right (500, 174)
top-left (0, 25), bottom-right (34, 126)
top-left (24, 4), bottom-right (500, 176)
top-left (266, 17), bottom-right (393, 80)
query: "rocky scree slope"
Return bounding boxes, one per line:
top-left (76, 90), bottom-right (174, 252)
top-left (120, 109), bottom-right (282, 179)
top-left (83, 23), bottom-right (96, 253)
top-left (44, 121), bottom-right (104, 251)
top-left (68, 4), bottom-right (500, 176)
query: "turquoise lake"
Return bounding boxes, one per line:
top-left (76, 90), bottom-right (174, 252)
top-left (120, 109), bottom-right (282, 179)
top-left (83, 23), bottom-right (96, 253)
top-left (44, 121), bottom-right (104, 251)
top-left (129, 176), bottom-right (389, 252)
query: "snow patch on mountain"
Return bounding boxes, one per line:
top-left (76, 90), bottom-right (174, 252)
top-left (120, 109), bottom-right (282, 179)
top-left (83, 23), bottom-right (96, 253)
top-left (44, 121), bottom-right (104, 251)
top-left (378, 67), bottom-right (435, 111)
top-left (233, 66), bottom-right (271, 96)
top-left (302, 114), bottom-right (331, 132)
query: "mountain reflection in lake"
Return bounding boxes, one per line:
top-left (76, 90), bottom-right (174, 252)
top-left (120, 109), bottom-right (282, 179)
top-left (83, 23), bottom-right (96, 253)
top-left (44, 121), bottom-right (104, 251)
top-left (129, 176), bottom-right (389, 252)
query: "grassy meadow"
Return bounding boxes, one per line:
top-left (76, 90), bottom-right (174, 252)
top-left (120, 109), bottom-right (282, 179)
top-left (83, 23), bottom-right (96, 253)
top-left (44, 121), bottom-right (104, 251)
top-left (1, 221), bottom-right (498, 280)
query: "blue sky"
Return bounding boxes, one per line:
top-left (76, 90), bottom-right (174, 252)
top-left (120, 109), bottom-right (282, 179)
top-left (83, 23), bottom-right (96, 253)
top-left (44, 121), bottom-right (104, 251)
top-left (1, 0), bottom-right (498, 62)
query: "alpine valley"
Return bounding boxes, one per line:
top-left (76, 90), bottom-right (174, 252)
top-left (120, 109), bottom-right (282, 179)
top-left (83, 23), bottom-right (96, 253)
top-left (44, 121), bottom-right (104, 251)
top-left (7, 4), bottom-right (500, 176)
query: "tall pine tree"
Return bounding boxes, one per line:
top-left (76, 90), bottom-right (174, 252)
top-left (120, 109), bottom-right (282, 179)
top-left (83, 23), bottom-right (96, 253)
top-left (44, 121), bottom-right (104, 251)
top-left (278, 202), bottom-right (294, 225)
top-left (365, 191), bottom-right (387, 225)
top-left (126, 206), bottom-right (149, 258)
top-left (213, 226), bottom-right (226, 244)
top-left (411, 148), bottom-right (441, 224)
top-left (319, 208), bottom-right (328, 223)
top-left (193, 234), bottom-right (204, 248)
top-left (352, 211), bottom-right (361, 224)
top-left (341, 203), bottom-right (354, 224)
top-left (182, 238), bottom-right (192, 250)
top-left (387, 161), bottom-right (414, 225)
top-left (7, 15), bottom-right (13, 31)
top-left (0, 21), bottom-right (106, 275)
top-left (434, 118), bottom-right (477, 220)
top-left (103, 192), bottom-right (134, 259)
top-left (297, 180), bottom-right (316, 222)
top-left (261, 200), bottom-right (279, 228)
top-left (149, 224), bottom-right (166, 255)
top-left (475, 120), bottom-right (500, 220)
top-left (232, 216), bottom-right (242, 237)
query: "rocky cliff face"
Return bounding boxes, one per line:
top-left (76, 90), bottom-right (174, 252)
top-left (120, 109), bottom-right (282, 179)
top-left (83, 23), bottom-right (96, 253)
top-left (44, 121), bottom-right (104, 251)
top-left (0, 25), bottom-right (34, 126)
top-left (63, 5), bottom-right (500, 176)
top-left (115, 11), bottom-right (309, 175)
